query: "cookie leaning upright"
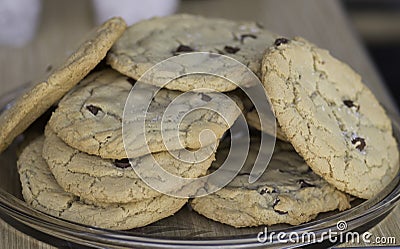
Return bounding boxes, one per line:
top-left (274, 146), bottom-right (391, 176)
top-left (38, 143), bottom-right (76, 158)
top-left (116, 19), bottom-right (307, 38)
top-left (262, 37), bottom-right (399, 199)
top-left (0, 17), bottom-right (126, 153)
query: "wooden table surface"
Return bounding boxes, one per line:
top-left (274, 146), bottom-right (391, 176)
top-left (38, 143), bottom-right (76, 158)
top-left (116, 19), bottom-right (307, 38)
top-left (0, 0), bottom-right (398, 248)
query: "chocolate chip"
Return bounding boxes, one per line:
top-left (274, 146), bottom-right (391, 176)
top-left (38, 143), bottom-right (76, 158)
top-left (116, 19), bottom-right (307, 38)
top-left (240, 34), bottom-right (257, 43)
top-left (224, 46), bottom-right (240, 54)
top-left (174, 45), bottom-right (194, 55)
top-left (86, 105), bottom-right (101, 116)
top-left (297, 179), bottom-right (315, 188)
top-left (200, 93), bottom-right (211, 102)
top-left (272, 198), bottom-right (288, 214)
top-left (259, 188), bottom-right (268, 195)
top-left (127, 78), bottom-right (136, 86)
top-left (272, 198), bottom-right (280, 208)
top-left (343, 100), bottom-right (360, 111)
top-left (114, 158), bottom-right (131, 168)
top-left (274, 38), bottom-right (289, 46)
top-left (259, 187), bottom-right (277, 195)
top-left (351, 137), bottom-right (366, 151)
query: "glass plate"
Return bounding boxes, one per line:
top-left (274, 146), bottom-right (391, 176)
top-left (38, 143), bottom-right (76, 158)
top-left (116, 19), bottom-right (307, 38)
top-left (0, 84), bottom-right (399, 249)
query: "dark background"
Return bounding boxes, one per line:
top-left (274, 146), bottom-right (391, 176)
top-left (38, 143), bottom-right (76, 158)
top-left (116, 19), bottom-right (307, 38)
top-left (343, 0), bottom-right (400, 109)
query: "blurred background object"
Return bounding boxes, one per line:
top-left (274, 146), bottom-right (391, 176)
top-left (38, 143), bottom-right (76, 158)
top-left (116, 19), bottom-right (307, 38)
top-left (0, 0), bottom-right (41, 47)
top-left (0, 0), bottom-right (179, 47)
top-left (92, 0), bottom-right (179, 25)
top-left (343, 0), bottom-right (400, 108)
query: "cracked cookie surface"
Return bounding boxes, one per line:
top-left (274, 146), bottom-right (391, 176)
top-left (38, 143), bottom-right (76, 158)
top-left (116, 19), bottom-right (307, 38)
top-left (17, 137), bottom-right (187, 230)
top-left (42, 126), bottom-right (216, 203)
top-left (107, 14), bottom-right (278, 92)
top-left (0, 17), bottom-right (126, 153)
top-left (262, 37), bottom-right (399, 199)
top-left (191, 135), bottom-right (351, 227)
top-left (48, 69), bottom-right (242, 159)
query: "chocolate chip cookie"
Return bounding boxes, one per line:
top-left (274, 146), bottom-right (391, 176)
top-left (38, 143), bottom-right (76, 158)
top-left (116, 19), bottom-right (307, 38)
top-left (18, 137), bottom-right (187, 230)
top-left (48, 69), bottom-right (242, 159)
top-left (262, 37), bottom-right (399, 199)
top-left (107, 14), bottom-right (278, 92)
top-left (43, 126), bottom-right (215, 203)
top-left (0, 17), bottom-right (126, 153)
top-left (191, 135), bottom-right (351, 227)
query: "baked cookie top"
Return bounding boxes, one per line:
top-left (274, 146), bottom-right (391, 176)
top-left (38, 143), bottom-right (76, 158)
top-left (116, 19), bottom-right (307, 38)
top-left (191, 136), bottom-right (351, 227)
top-left (43, 126), bottom-right (215, 203)
top-left (17, 137), bottom-right (186, 230)
top-left (0, 17), bottom-right (126, 153)
top-left (48, 69), bottom-right (242, 159)
top-left (107, 14), bottom-right (278, 92)
top-left (262, 37), bottom-right (399, 199)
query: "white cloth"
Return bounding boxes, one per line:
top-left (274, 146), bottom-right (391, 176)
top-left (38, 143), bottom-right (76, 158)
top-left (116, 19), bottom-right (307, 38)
top-left (92, 0), bottom-right (179, 25)
top-left (0, 0), bottom-right (41, 47)
top-left (0, 0), bottom-right (179, 47)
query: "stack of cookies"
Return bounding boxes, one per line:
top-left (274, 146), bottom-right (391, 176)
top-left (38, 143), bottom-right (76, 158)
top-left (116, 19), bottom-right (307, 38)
top-left (6, 14), bottom-right (398, 230)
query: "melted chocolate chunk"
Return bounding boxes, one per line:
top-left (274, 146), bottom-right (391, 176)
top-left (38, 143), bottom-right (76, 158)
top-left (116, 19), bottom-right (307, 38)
top-left (127, 78), bottom-right (136, 86)
top-left (224, 46), bottom-right (240, 54)
top-left (343, 100), bottom-right (360, 111)
top-left (259, 187), bottom-right (277, 195)
top-left (272, 198), bottom-right (288, 214)
top-left (200, 93), bottom-right (212, 102)
top-left (351, 137), bottom-right (366, 151)
top-left (297, 179), bottom-right (315, 188)
top-left (240, 34), bottom-right (257, 43)
top-left (274, 38), bottom-right (289, 46)
top-left (174, 45), bottom-right (194, 55)
top-left (114, 158), bottom-right (131, 169)
top-left (86, 105), bottom-right (102, 116)
top-left (272, 198), bottom-right (280, 208)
